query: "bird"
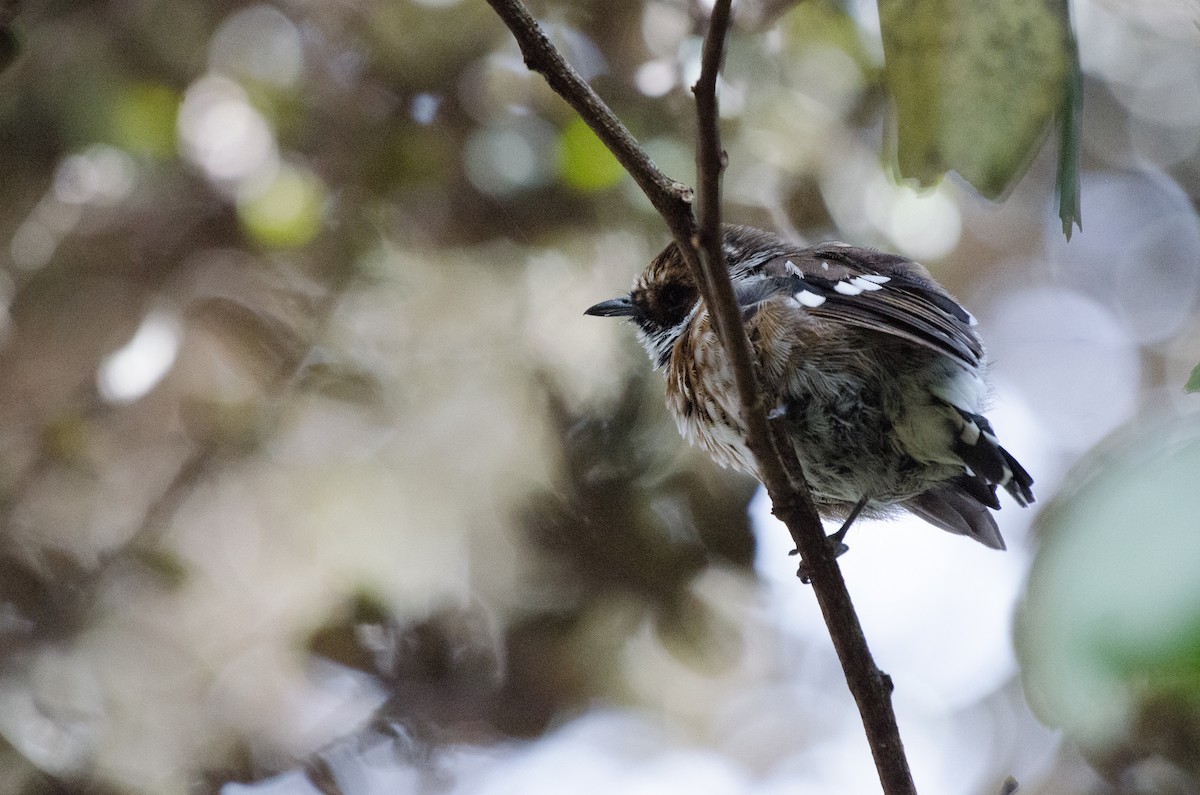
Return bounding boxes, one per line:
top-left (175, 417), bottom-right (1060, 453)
top-left (585, 224), bottom-right (1033, 561)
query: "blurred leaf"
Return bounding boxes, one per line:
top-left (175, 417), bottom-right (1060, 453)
top-left (110, 82), bottom-right (178, 158)
top-left (1016, 413), bottom-right (1200, 763)
top-left (295, 358), bottom-right (385, 407)
top-left (237, 163), bottom-right (326, 248)
top-left (188, 297), bottom-right (309, 382)
top-left (1057, 32), bottom-right (1082, 239)
top-left (1186, 363), bottom-right (1200, 394)
top-left (879, 0), bottom-right (1072, 197)
top-left (780, 0), bottom-right (876, 74)
top-left (126, 546), bottom-right (189, 588)
top-left (178, 397), bottom-right (272, 450)
top-left (557, 117), bottom-right (624, 193)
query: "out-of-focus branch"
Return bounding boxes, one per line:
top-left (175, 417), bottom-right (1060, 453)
top-left (484, 1), bottom-right (915, 791)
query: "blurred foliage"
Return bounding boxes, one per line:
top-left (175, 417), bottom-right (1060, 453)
top-left (878, 0), bottom-right (1077, 205)
top-left (1018, 414), bottom-right (1200, 791)
top-left (557, 117), bottom-right (626, 192)
top-left (0, 0), bottom-right (1195, 793)
top-left (1187, 364), bottom-right (1200, 394)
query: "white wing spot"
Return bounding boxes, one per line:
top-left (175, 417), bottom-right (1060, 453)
top-left (960, 421), bottom-right (981, 445)
top-left (965, 309), bottom-right (979, 327)
top-left (859, 274), bottom-right (890, 284)
top-left (834, 280), bottom-right (864, 296)
top-left (820, 261), bottom-right (830, 271)
top-left (795, 290), bottom-right (827, 308)
top-left (849, 276), bottom-right (884, 292)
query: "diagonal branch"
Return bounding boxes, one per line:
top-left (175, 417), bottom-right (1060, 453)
top-left (690, 3), bottom-right (914, 793)
top-left (484, 1), bottom-right (915, 791)
top-left (484, 0), bottom-right (701, 271)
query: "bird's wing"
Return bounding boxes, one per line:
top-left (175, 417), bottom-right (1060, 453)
top-left (738, 246), bottom-right (984, 368)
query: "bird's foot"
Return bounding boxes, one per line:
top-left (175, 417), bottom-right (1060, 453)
top-left (790, 537), bottom-right (850, 584)
top-left (787, 496), bottom-right (869, 584)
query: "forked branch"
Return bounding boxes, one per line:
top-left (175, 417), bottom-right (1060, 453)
top-left (483, 1), bottom-right (915, 791)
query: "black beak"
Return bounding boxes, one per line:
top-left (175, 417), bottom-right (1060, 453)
top-left (584, 297), bottom-right (637, 318)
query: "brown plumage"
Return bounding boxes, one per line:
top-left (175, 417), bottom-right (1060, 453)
top-left (586, 225), bottom-right (1034, 553)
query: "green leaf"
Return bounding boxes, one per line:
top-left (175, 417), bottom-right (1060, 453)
top-left (879, 0), bottom-right (1073, 198)
top-left (1187, 363), bottom-right (1200, 394)
top-left (557, 117), bottom-right (624, 193)
top-left (1057, 32), bottom-right (1083, 239)
top-left (1016, 415), bottom-right (1200, 753)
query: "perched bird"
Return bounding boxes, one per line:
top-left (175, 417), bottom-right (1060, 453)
top-left (585, 225), bottom-right (1033, 556)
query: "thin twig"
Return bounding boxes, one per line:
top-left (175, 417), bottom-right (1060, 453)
top-left (484, 1), bottom-right (916, 791)
top-left (484, 0), bottom-right (700, 265)
top-left (689, 4), bottom-right (914, 792)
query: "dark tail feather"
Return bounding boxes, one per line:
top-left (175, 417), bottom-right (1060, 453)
top-left (1000, 446), bottom-right (1035, 506)
top-left (947, 406), bottom-right (1035, 507)
top-left (905, 484), bottom-right (1007, 551)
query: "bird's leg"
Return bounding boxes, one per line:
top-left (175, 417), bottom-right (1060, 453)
top-left (827, 494), bottom-right (869, 550)
top-left (793, 495), bottom-right (869, 584)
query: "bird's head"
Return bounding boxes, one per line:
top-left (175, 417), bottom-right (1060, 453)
top-left (584, 226), bottom-right (792, 367)
top-left (585, 239), bottom-right (700, 368)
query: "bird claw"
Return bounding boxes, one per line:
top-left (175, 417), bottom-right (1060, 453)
top-left (794, 539), bottom-right (850, 584)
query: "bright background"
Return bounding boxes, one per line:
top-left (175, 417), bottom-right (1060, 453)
top-left (0, 1), bottom-right (1198, 794)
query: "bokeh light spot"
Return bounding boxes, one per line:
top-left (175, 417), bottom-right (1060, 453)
top-left (111, 82), bottom-right (179, 158)
top-left (178, 75), bottom-right (279, 186)
top-left (237, 162), bottom-right (326, 248)
top-left (209, 5), bottom-right (304, 88)
top-left (464, 121), bottom-right (555, 196)
top-left (54, 145), bottom-right (136, 206)
top-left (635, 60), bottom-right (676, 97)
top-left (864, 174), bottom-right (961, 260)
top-left (97, 308), bottom-right (182, 403)
top-left (411, 92), bottom-right (441, 125)
top-left (558, 117), bottom-right (624, 192)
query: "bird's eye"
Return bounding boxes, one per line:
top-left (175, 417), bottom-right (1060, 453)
top-left (660, 284), bottom-right (693, 313)
top-left (642, 282), bottom-right (696, 329)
